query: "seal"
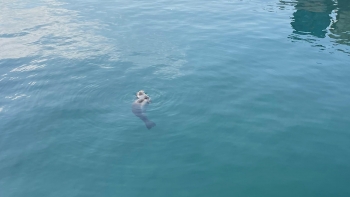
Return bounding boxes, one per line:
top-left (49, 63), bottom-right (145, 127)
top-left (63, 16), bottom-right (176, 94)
top-left (132, 90), bottom-right (156, 129)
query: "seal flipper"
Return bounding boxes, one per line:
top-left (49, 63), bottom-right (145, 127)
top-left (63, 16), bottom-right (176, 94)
top-left (145, 120), bottom-right (156, 129)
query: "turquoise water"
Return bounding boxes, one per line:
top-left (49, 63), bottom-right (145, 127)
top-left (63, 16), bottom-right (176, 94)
top-left (1, 0), bottom-right (350, 196)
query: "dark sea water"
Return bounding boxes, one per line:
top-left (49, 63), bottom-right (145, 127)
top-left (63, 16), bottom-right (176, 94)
top-left (1, 0), bottom-right (350, 196)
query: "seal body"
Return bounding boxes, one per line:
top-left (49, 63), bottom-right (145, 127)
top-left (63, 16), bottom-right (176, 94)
top-left (132, 91), bottom-right (156, 129)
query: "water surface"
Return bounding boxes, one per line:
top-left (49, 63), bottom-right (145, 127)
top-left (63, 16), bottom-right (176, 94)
top-left (1, 0), bottom-right (350, 196)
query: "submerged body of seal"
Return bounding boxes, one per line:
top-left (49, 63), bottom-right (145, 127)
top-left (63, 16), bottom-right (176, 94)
top-left (132, 90), bottom-right (156, 129)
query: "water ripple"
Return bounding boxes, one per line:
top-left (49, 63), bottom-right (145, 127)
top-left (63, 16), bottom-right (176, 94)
top-left (0, 0), bottom-right (118, 60)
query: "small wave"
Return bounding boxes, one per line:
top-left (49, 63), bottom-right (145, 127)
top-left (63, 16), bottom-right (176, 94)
top-left (11, 65), bottom-right (45, 72)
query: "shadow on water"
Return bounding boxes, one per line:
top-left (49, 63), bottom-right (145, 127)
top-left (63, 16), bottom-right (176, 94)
top-left (280, 0), bottom-right (350, 54)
